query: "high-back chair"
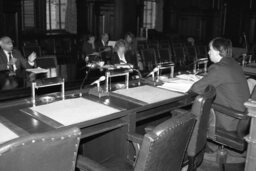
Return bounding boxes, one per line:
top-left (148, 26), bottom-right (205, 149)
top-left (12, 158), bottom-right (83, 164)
top-left (184, 46), bottom-right (198, 64)
top-left (170, 86), bottom-right (216, 170)
top-left (141, 48), bottom-right (158, 71)
top-left (172, 46), bottom-right (186, 66)
top-left (157, 48), bottom-right (173, 63)
top-left (208, 85), bottom-right (256, 153)
top-left (77, 113), bottom-right (196, 171)
top-left (23, 45), bottom-right (42, 58)
top-left (0, 127), bottom-right (81, 171)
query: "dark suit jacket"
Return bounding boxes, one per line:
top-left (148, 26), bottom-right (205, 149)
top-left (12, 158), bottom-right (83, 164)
top-left (191, 57), bottom-right (250, 131)
top-left (111, 52), bottom-right (134, 65)
top-left (0, 48), bottom-right (32, 71)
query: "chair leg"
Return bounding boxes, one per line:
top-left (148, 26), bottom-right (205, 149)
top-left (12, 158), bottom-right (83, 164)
top-left (188, 157), bottom-right (197, 171)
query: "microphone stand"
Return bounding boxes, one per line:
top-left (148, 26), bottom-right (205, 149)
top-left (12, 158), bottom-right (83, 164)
top-left (79, 67), bottom-right (91, 97)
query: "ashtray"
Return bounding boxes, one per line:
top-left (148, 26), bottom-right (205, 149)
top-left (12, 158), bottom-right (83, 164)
top-left (39, 96), bottom-right (55, 103)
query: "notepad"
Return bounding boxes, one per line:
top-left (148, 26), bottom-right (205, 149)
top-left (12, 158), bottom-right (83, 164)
top-left (0, 123), bottom-right (19, 144)
top-left (26, 67), bottom-right (49, 74)
top-left (158, 80), bottom-right (194, 93)
top-left (30, 98), bottom-right (121, 126)
top-left (114, 85), bottom-right (183, 104)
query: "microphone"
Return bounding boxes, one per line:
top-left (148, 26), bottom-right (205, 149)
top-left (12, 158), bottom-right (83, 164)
top-left (90, 76), bottom-right (106, 86)
top-left (147, 66), bottom-right (159, 77)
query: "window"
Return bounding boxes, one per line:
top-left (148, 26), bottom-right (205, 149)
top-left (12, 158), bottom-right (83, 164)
top-left (21, 0), bottom-right (35, 29)
top-left (143, 0), bottom-right (156, 29)
top-left (46, 0), bottom-right (67, 30)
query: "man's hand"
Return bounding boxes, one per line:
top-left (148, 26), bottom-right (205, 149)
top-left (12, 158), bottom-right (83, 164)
top-left (28, 52), bottom-right (37, 63)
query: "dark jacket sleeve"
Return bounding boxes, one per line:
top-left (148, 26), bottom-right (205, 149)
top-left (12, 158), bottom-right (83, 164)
top-left (190, 64), bottom-right (222, 94)
top-left (14, 49), bottom-right (33, 69)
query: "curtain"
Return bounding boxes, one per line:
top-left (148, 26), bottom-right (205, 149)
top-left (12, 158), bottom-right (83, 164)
top-left (155, 0), bottom-right (164, 32)
top-left (65, 0), bottom-right (77, 34)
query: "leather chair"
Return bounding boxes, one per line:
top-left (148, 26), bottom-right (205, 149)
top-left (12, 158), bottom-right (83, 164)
top-left (169, 85), bottom-right (216, 170)
top-left (208, 86), bottom-right (256, 152)
top-left (141, 48), bottom-right (158, 71)
top-left (36, 55), bottom-right (58, 78)
top-left (0, 127), bottom-right (81, 171)
top-left (77, 112), bottom-right (196, 171)
top-left (157, 48), bottom-right (173, 63)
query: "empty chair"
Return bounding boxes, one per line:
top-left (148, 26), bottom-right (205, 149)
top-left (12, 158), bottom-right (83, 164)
top-left (172, 46), bottom-right (186, 66)
top-left (159, 43), bottom-right (171, 48)
top-left (0, 127), bottom-right (81, 171)
top-left (147, 43), bottom-right (158, 50)
top-left (157, 48), bottom-right (173, 63)
top-left (196, 45), bottom-right (208, 59)
top-left (141, 48), bottom-right (158, 71)
top-left (77, 112), bottom-right (196, 171)
top-left (36, 55), bottom-right (58, 78)
top-left (184, 46), bottom-right (198, 63)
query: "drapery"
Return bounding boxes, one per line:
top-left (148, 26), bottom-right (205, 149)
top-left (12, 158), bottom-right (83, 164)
top-left (65, 0), bottom-right (77, 34)
top-left (155, 0), bottom-right (164, 32)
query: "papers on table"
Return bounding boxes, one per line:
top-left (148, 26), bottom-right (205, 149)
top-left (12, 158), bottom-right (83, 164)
top-left (30, 98), bottom-right (121, 126)
top-left (158, 74), bottom-right (202, 93)
top-left (114, 85), bottom-right (184, 104)
top-left (26, 67), bottom-right (49, 74)
top-left (0, 123), bottom-right (19, 144)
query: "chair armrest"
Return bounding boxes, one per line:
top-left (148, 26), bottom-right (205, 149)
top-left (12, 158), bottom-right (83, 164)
top-left (212, 103), bottom-right (248, 120)
top-left (76, 155), bottom-right (109, 171)
top-left (171, 109), bottom-right (190, 116)
top-left (127, 133), bottom-right (144, 144)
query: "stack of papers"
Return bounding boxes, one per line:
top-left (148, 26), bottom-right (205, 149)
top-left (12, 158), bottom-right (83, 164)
top-left (158, 74), bottom-right (202, 93)
top-left (0, 123), bottom-right (19, 144)
top-left (114, 85), bottom-right (183, 104)
top-left (26, 67), bottom-right (49, 74)
top-left (30, 98), bottom-right (121, 126)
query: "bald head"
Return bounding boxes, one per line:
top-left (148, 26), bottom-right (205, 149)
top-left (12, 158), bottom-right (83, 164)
top-left (0, 36), bottom-right (13, 52)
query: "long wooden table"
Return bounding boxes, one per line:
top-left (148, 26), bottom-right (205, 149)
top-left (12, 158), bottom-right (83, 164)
top-left (0, 84), bottom-right (194, 163)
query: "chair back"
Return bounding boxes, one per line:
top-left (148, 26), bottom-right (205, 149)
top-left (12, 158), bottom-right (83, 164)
top-left (187, 85), bottom-right (216, 158)
top-left (141, 48), bottom-right (157, 71)
top-left (237, 84), bottom-right (256, 137)
top-left (36, 55), bottom-right (58, 77)
top-left (158, 48), bottom-right (172, 63)
top-left (0, 127), bottom-right (81, 171)
top-left (172, 46), bottom-right (185, 65)
top-left (134, 113), bottom-right (196, 171)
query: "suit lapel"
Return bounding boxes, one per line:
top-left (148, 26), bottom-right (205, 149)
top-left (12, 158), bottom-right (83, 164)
top-left (0, 49), bottom-right (7, 65)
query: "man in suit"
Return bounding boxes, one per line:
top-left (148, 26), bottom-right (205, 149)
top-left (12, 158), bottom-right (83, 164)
top-left (0, 36), bottom-right (37, 89)
top-left (191, 37), bottom-right (250, 131)
top-left (96, 33), bottom-right (112, 64)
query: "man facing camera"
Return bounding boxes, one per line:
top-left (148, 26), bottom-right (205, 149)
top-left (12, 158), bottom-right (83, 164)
top-left (190, 37), bottom-right (250, 131)
top-left (0, 36), bottom-right (36, 89)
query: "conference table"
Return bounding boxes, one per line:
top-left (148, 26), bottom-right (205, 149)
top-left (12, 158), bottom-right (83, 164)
top-left (0, 80), bottom-right (195, 164)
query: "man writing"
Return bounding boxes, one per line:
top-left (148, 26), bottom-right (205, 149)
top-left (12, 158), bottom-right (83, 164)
top-left (0, 36), bottom-right (37, 89)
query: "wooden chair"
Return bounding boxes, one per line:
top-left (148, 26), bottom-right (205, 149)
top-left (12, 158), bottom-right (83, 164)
top-left (0, 127), bottom-right (81, 171)
top-left (77, 112), bottom-right (196, 171)
top-left (157, 48), bottom-right (173, 63)
top-left (141, 48), bottom-right (158, 71)
top-left (196, 45), bottom-right (208, 59)
top-left (36, 55), bottom-right (58, 78)
top-left (172, 46), bottom-right (186, 67)
top-left (172, 86), bottom-right (216, 170)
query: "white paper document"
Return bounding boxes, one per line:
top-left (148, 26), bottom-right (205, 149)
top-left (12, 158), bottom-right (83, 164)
top-left (158, 74), bottom-right (202, 93)
top-left (0, 123), bottom-right (19, 144)
top-left (26, 67), bottom-right (49, 74)
top-left (114, 85), bottom-right (184, 104)
top-left (30, 98), bottom-right (121, 126)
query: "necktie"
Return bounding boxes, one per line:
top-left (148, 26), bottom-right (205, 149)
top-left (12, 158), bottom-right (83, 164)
top-left (8, 52), bottom-right (14, 72)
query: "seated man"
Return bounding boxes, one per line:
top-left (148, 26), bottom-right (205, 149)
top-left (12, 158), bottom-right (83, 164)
top-left (0, 36), bottom-right (36, 89)
top-left (190, 37), bottom-right (250, 131)
top-left (96, 33), bottom-right (112, 64)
